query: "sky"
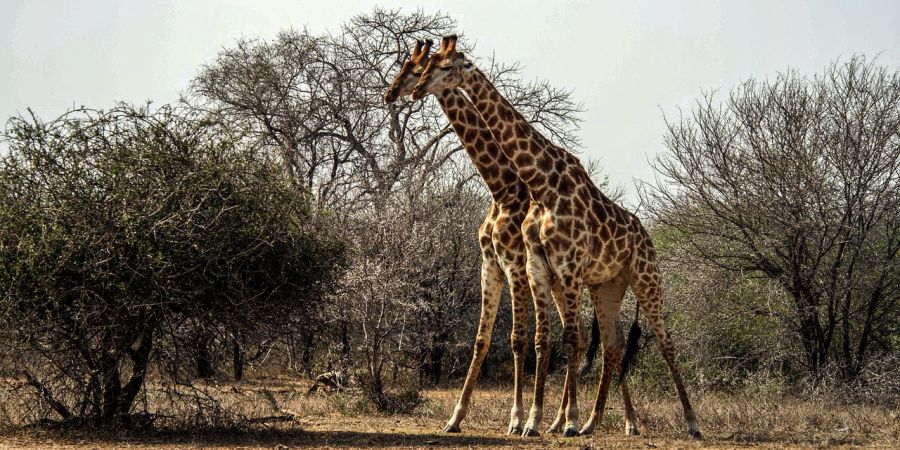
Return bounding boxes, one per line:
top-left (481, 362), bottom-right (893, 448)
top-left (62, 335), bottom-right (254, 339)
top-left (2, 0), bottom-right (899, 202)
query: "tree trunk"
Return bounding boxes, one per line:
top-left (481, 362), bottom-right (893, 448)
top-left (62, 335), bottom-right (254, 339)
top-left (195, 333), bottom-right (214, 379)
top-left (232, 336), bottom-right (244, 381)
top-left (797, 310), bottom-right (825, 374)
top-left (789, 285), bottom-right (829, 375)
top-left (301, 333), bottom-right (315, 375)
top-left (853, 278), bottom-right (886, 376)
top-left (99, 355), bottom-right (123, 424)
top-left (119, 327), bottom-right (154, 417)
top-left (340, 321), bottom-right (351, 367)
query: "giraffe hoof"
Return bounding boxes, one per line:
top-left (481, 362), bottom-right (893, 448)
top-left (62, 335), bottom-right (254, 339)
top-left (579, 425), bottom-right (595, 436)
top-left (546, 424), bottom-right (562, 434)
top-left (625, 426), bottom-right (640, 436)
top-left (508, 425), bottom-right (523, 435)
top-left (521, 427), bottom-right (540, 437)
top-left (442, 424), bottom-right (461, 433)
top-left (689, 429), bottom-right (702, 439)
top-left (563, 427), bottom-right (580, 438)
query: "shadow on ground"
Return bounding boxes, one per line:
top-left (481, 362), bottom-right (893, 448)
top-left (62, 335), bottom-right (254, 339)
top-left (1, 429), bottom-right (518, 449)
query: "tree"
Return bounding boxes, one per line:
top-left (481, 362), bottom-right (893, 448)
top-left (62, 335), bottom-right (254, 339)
top-left (643, 56), bottom-right (900, 377)
top-left (0, 104), bottom-right (346, 426)
top-left (188, 9), bottom-right (582, 210)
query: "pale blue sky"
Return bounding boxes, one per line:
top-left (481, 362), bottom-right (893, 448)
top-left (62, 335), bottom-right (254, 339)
top-left (3, 0), bottom-right (899, 201)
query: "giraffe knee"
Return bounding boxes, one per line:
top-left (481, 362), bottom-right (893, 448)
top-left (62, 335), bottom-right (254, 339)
top-left (561, 327), bottom-right (581, 357)
top-left (604, 347), bottom-right (624, 371)
top-left (474, 337), bottom-right (490, 355)
top-left (534, 331), bottom-right (552, 356)
top-left (510, 332), bottom-right (527, 355)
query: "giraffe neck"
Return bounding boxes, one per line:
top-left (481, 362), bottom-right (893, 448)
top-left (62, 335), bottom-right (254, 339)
top-left (459, 68), bottom-right (567, 205)
top-left (435, 88), bottom-right (524, 205)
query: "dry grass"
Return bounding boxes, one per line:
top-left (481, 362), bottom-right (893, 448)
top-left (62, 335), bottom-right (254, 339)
top-left (1, 376), bottom-right (898, 449)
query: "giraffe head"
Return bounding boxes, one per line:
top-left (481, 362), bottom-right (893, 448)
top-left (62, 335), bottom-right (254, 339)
top-left (411, 35), bottom-right (473, 101)
top-left (383, 39), bottom-right (433, 103)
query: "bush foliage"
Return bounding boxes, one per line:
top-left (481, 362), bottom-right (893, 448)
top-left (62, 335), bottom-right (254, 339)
top-left (0, 104), bottom-right (346, 426)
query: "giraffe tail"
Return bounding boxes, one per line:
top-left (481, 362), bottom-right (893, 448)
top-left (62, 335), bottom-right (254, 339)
top-left (579, 314), bottom-right (601, 376)
top-left (618, 303), bottom-right (642, 383)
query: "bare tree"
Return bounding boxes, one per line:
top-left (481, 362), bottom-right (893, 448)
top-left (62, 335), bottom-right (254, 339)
top-left (187, 9), bottom-right (582, 208)
top-left (643, 56), bottom-right (900, 377)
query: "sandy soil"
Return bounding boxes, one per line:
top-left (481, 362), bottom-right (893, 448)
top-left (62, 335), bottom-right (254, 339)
top-left (1, 380), bottom-right (896, 449)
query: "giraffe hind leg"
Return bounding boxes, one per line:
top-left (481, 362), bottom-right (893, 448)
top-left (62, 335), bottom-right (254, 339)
top-left (620, 374), bottom-right (641, 436)
top-left (579, 278), bottom-right (631, 436)
top-left (546, 371), bottom-right (568, 433)
top-left (550, 282), bottom-right (584, 438)
top-left (521, 246), bottom-right (554, 437)
top-left (546, 278), bottom-right (570, 434)
top-left (632, 278), bottom-right (701, 438)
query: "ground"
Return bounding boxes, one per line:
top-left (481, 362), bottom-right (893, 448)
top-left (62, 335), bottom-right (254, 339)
top-left (0, 377), bottom-right (897, 449)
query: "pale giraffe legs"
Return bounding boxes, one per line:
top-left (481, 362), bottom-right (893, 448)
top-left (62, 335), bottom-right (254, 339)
top-left (536, 280), bottom-right (584, 437)
top-left (579, 279), bottom-right (641, 436)
top-left (442, 250), bottom-right (504, 433)
top-left (620, 372), bottom-right (641, 436)
top-left (546, 372), bottom-right (568, 433)
top-left (554, 283), bottom-right (585, 437)
top-left (521, 247), bottom-right (554, 437)
top-left (548, 296), bottom-right (588, 434)
top-left (633, 284), bottom-right (701, 438)
top-left (505, 266), bottom-right (531, 435)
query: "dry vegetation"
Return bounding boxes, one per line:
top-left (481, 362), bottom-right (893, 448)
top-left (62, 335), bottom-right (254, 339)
top-left (1, 376), bottom-right (897, 449)
top-left (0, 8), bottom-right (897, 450)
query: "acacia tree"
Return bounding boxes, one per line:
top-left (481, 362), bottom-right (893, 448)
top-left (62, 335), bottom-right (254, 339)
top-left (0, 104), bottom-right (346, 426)
top-left (644, 56), bottom-right (900, 377)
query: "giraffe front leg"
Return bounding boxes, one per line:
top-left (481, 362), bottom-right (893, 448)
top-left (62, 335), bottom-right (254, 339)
top-left (506, 266), bottom-right (530, 435)
top-left (561, 323), bottom-right (583, 437)
top-left (521, 248), bottom-right (553, 437)
top-left (522, 314), bottom-right (551, 437)
top-left (443, 252), bottom-right (504, 433)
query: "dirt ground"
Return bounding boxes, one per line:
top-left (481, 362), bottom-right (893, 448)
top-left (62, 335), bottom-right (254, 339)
top-left (1, 379), bottom-right (897, 449)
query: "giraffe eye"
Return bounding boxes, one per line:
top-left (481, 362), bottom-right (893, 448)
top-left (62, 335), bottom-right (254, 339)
top-left (439, 66), bottom-right (452, 71)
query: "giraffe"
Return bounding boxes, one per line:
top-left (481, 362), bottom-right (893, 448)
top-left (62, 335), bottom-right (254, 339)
top-left (383, 38), bottom-right (540, 436)
top-left (412, 36), bottom-right (701, 439)
top-left (399, 38), bottom-right (641, 439)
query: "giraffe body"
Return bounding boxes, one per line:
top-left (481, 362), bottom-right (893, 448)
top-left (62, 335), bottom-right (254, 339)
top-left (412, 36), bottom-right (701, 438)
